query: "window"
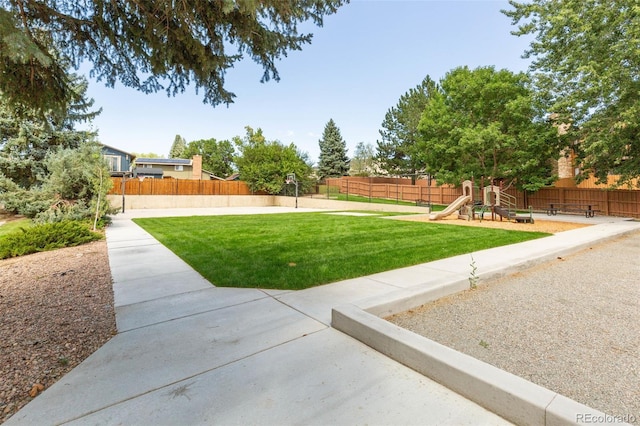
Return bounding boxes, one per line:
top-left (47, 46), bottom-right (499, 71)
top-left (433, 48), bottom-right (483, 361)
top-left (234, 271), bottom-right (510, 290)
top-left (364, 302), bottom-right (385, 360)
top-left (104, 155), bottom-right (121, 172)
top-left (175, 165), bottom-right (184, 171)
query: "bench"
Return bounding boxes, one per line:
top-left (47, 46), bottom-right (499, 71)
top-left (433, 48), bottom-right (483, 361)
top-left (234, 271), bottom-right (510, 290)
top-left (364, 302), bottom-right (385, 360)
top-left (546, 203), bottom-right (600, 218)
top-left (416, 199), bottom-right (431, 207)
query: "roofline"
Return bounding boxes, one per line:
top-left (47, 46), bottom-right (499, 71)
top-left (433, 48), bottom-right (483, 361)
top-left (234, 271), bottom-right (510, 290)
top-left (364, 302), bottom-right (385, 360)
top-left (100, 143), bottom-right (137, 159)
top-left (135, 158), bottom-right (192, 165)
top-left (202, 169), bottom-right (225, 180)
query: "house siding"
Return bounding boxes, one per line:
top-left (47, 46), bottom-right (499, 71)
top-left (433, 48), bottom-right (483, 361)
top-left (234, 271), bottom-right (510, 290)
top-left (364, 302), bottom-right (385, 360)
top-left (101, 145), bottom-right (134, 174)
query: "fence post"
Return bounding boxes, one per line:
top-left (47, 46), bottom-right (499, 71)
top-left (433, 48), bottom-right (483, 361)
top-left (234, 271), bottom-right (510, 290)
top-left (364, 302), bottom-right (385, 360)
top-left (346, 178), bottom-right (349, 201)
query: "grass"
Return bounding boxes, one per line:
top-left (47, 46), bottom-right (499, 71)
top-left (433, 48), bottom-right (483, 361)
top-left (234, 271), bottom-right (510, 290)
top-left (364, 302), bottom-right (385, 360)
top-left (313, 191), bottom-right (447, 211)
top-left (134, 212), bottom-right (549, 290)
top-left (0, 217), bottom-right (32, 237)
top-left (331, 193), bottom-right (418, 206)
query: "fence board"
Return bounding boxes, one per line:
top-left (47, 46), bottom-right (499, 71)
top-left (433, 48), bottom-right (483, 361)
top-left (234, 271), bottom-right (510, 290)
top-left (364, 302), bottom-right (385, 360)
top-left (109, 178), bottom-right (251, 196)
top-left (110, 177), bottom-right (640, 218)
top-left (325, 177), bottom-right (640, 218)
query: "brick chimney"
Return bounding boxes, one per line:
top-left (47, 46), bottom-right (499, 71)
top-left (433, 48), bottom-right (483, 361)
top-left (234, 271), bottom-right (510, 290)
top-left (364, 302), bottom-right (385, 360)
top-left (192, 155), bottom-right (203, 180)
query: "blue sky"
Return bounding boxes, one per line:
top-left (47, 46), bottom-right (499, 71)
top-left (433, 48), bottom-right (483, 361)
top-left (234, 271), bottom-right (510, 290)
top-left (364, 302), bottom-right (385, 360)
top-left (81, 0), bottom-right (533, 164)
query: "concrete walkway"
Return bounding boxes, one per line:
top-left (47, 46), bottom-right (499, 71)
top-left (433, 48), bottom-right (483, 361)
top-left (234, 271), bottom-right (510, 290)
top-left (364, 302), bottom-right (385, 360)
top-left (7, 207), bottom-right (639, 425)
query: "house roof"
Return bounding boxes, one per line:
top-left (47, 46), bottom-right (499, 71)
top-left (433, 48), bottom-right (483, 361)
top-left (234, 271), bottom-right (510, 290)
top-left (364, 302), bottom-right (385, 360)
top-left (101, 143), bottom-right (136, 159)
top-left (136, 158), bottom-right (192, 166)
top-left (133, 167), bottom-right (163, 176)
top-left (202, 170), bottom-right (225, 180)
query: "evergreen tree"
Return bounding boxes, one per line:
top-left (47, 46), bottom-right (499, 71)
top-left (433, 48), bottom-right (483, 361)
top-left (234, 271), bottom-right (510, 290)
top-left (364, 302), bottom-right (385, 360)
top-left (317, 119), bottom-right (349, 179)
top-left (377, 76), bottom-right (437, 179)
top-left (0, 0), bottom-right (346, 114)
top-left (1, 142), bottom-right (113, 223)
top-left (169, 135), bottom-right (187, 158)
top-left (0, 71), bottom-right (99, 189)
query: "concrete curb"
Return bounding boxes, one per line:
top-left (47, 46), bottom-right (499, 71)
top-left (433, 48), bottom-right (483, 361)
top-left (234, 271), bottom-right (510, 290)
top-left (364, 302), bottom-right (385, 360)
top-left (332, 223), bottom-right (639, 425)
top-left (332, 304), bottom-right (616, 426)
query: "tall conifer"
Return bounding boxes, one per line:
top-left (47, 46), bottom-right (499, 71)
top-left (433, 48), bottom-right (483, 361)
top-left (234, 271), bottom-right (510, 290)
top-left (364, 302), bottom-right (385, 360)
top-left (318, 119), bottom-right (349, 179)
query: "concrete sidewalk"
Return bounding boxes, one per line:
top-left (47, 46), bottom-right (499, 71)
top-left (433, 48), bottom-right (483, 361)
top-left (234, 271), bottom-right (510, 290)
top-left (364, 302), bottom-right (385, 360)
top-left (7, 207), bottom-right (639, 425)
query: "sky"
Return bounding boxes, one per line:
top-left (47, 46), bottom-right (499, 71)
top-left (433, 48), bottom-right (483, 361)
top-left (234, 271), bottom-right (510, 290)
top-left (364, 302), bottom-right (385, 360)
top-left (79, 0), bottom-right (534, 165)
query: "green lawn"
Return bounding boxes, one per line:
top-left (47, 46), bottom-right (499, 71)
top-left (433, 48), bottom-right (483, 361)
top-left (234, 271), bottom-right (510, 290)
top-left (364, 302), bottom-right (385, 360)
top-left (330, 193), bottom-right (418, 206)
top-left (134, 212), bottom-right (548, 290)
top-left (0, 218), bottom-right (31, 237)
top-left (320, 192), bottom-right (446, 211)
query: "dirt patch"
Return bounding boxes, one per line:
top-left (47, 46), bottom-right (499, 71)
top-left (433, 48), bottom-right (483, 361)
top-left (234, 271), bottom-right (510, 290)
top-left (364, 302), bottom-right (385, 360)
top-left (0, 240), bottom-right (116, 423)
top-left (394, 214), bottom-right (590, 234)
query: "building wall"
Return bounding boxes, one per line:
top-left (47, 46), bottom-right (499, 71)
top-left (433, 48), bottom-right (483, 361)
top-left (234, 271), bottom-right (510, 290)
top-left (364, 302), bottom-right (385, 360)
top-left (557, 149), bottom-right (575, 179)
top-left (106, 194), bottom-right (430, 213)
top-left (153, 164), bottom-right (193, 179)
top-left (192, 155), bottom-right (202, 180)
top-left (102, 147), bottom-right (133, 173)
top-left (136, 156), bottom-right (204, 179)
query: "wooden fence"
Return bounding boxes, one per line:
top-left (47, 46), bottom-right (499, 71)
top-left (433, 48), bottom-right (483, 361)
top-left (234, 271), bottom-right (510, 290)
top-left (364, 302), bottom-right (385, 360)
top-left (325, 177), bottom-right (461, 205)
top-left (325, 177), bottom-right (640, 218)
top-left (109, 178), bottom-right (251, 196)
top-left (108, 177), bottom-right (640, 218)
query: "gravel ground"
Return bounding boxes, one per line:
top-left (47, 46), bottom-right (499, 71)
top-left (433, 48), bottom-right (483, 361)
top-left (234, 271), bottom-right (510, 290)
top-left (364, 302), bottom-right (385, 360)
top-left (387, 230), bottom-right (640, 421)
top-left (0, 240), bottom-right (116, 424)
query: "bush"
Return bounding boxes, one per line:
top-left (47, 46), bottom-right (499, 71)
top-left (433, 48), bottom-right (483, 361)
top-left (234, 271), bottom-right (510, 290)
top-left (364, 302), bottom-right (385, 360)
top-left (0, 143), bottom-right (114, 224)
top-left (0, 220), bottom-right (102, 259)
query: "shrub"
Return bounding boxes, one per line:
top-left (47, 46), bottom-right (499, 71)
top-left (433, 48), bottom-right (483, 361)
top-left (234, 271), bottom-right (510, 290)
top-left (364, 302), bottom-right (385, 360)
top-left (0, 220), bottom-right (102, 259)
top-left (0, 143), bottom-right (114, 224)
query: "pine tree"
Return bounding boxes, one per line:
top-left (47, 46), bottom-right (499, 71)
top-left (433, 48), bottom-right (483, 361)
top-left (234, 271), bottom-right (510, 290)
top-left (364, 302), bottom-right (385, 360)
top-left (377, 75), bottom-right (437, 178)
top-left (318, 119), bottom-right (349, 179)
top-left (0, 1), bottom-right (346, 114)
top-left (0, 71), bottom-right (99, 189)
top-left (169, 135), bottom-right (187, 158)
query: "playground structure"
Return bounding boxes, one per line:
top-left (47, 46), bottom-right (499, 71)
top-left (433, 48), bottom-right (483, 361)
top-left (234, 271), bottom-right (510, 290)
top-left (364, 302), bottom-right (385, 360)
top-left (429, 179), bottom-right (534, 223)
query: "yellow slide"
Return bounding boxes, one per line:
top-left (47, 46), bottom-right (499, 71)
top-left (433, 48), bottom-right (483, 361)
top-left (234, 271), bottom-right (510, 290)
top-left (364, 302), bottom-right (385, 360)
top-left (429, 195), bottom-right (472, 220)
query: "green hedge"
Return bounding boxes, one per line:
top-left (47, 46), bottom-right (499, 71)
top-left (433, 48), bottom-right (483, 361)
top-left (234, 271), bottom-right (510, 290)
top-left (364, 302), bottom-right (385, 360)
top-left (0, 221), bottom-right (103, 259)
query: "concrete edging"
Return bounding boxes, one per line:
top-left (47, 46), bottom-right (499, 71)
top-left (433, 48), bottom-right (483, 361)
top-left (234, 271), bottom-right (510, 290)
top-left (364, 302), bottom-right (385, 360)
top-left (331, 224), bottom-right (640, 425)
top-left (332, 304), bottom-right (611, 426)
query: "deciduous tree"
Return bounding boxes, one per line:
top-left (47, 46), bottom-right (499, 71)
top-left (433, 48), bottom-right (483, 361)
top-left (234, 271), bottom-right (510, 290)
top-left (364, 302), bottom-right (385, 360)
top-left (504, 0), bottom-right (640, 186)
top-left (184, 138), bottom-right (235, 178)
top-left (416, 66), bottom-right (557, 191)
top-left (234, 127), bottom-right (312, 194)
top-left (350, 142), bottom-right (375, 177)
